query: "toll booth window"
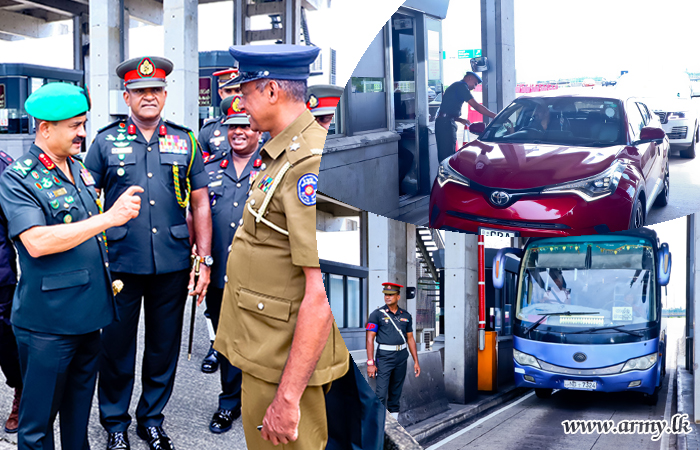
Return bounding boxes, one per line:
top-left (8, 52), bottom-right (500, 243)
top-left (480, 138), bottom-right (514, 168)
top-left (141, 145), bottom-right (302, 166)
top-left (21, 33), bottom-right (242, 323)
top-left (392, 15), bottom-right (416, 122)
top-left (427, 20), bottom-right (443, 125)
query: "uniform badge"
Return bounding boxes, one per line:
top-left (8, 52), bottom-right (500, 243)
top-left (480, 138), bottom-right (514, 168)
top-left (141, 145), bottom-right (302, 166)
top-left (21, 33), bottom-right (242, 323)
top-left (253, 159), bottom-right (262, 169)
top-left (50, 199), bottom-right (59, 209)
top-left (296, 173), bottom-right (318, 206)
top-left (210, 136), bottom-right (226, 147)
top-left (52, 176), bottom-right (61, 185)
top-left (231, 96), bottom-right (244, 113)
top-left (400, 318), bottom-right (409, 322)
top-left (366, 323), bottom-right (378, 332)
top-left (38, 154), bottom-right (55, 170)
top-left (80, 168), bottom-right (95, 186)
top-left (258, 175), bottom-right (274, 193)
top-left (34, 182), bottom-right (43, 190)
top-left (41, 177), bottom-right (53, 189)
top-left (11, 161), bottom-right (30, 177)
top-left (117, 168), bottom-right (125, 177)
top-left (63, 214), bottom-right (73, 224)
top-left (290, 143), bottom-right (300, 151)
top-left (214, 130), bottom-right (221, 137)
top-left (220, 159), bottom-right (229, 169)
top-left (159, 135), bottom-right (189, 154)
top-left (308, 94), bottom-right (319, 109)
top-left (30, 171), bottom-right (39, 180)
top-left (46, 187), bottom-right (68, 200)
top-left (128, 124), bottom-right (136, 135)
top-left (137, 58), bottom-right (155, 77)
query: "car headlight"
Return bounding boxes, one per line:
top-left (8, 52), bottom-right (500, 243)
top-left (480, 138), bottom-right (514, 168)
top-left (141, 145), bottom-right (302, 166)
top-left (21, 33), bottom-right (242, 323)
top-left (436, 159), bottom-right (471, 188)
top-left (541, 160), bottom-right (627, 202)
top-left (621, 353), bottom-right (657, 373)
top-left (514, 349), bottom-right (541, 368)
top-left (667, 112), bottom-right (686, 120)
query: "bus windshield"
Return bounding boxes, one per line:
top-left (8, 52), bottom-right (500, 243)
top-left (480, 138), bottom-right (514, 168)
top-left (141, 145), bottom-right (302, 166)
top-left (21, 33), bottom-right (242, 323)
top-left (516, 237), bottom-right (656, 330)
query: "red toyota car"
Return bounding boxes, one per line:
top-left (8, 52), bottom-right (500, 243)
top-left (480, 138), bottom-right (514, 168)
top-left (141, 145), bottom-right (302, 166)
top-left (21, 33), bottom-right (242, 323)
top-left (429, 90), bottom-right (670, 237)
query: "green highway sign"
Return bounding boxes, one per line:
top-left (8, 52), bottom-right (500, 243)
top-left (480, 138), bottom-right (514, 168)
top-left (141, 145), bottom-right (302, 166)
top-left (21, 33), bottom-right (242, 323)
top-left (458, 49), bottom-right (481, 59)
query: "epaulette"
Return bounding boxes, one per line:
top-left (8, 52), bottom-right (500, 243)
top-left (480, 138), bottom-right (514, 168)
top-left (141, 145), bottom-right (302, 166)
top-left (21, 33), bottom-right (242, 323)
top-left (0, 151), bottom-right (14, 167)
top-left (9, 154), bottom-right (37, 178)
top-left (164, 119), bottom-right (193, 133)
top-left (285, 134), bottom-right (317, 166)
top-left (96, 118), bottom-right (124, 134)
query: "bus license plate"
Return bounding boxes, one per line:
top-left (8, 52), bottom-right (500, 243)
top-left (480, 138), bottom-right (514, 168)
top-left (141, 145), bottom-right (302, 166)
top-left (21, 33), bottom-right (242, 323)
top-left (564, 380), bottom-right (597, 390)
top-left (479, 227), bottom-right (520, 238)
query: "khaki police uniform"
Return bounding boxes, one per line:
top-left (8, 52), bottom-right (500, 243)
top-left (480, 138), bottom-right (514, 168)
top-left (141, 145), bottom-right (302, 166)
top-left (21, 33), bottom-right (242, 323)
top-left (214, 109), bottom-right (349, 449)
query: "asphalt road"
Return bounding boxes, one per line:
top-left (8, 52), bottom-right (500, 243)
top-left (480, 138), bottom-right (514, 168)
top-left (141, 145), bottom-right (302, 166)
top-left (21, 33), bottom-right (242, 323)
top-left (0, 298), bottom-right (247, 449)
top-left (647, 152), bottom-right (700, 226)
top-left (423, 318), bottom-right (683, 450)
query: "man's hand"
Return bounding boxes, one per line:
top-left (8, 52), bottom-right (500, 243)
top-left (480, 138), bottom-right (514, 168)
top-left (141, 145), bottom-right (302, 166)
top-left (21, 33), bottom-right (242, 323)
top-left (260, 394), bottom-right (300, 445)
top-left (455, 117), bottom-right (470, 126)
top-left (105, 186), bottom-right (143, 227)
top-left (367, 364), bottom-right (377, 378)
top-left (188, 264), bottom-right (210, 304)
top-left (414, 362), bottom-right (421, 377)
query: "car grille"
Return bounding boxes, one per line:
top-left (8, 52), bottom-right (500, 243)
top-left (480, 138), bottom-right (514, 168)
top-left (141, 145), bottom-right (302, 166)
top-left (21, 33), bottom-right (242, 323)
top-left (668, 126), bottom-right (688, 140)
top-left (445, 211), bottom-right (571, 230)
top-left (538, 359), bottom-right (625, 376)
top-left (654, 111), bottom-right (668, 124)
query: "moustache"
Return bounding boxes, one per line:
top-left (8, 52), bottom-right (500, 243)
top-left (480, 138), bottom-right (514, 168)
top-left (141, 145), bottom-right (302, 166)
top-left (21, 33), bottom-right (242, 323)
top-left (73, 137), bottom-right (84, 144)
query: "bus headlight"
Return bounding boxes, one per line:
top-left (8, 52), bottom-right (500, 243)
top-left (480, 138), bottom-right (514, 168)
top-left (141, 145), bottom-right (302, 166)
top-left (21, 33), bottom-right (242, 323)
top-left (514, 349), bottom-right (541, 368)
top-left (621, 353), bottom-right (657, 373)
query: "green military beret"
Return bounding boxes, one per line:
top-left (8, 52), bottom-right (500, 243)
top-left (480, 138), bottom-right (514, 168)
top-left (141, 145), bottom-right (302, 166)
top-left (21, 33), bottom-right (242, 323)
top-left (25, 82), bottom-right (90, 122)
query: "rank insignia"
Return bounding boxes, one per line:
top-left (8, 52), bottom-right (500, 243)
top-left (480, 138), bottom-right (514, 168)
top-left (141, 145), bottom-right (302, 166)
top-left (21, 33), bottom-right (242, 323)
top-left (258, 175), bottom-right (274, 193)
top-left (38, 154), bottom-right (55, 170)
top-left (296, 173), bottom-right (318, 206)
top-left (138, 57), bottom-right (155, 77)
top-left (220, 159), bottom-right (229, 169)
top-left (128, 124), bottom-right (136, 135)
top-left (159, 124), bottom-right (167, 136)
top-left (253, 159), bottom-right (262, 169)
top-left (118, 123), bottom-right (126, 131)
top-left (290, 143), bottom-right (300, 151)
top-left (23, 159), bottom-right (32, 167)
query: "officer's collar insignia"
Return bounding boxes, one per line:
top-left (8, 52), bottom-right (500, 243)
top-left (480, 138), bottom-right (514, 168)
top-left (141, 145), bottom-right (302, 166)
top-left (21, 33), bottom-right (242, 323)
top-left (308, 94), bottom-right (319, 109)
top-left (290, 143), bottom-right (301, 151)
top-left (38, 154), bottom-right (55, 170)
top-left (138, 58), bottom-right (155, 77)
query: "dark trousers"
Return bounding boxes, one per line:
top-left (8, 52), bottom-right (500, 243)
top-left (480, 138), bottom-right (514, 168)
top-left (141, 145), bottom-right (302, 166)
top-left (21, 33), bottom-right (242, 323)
top-left (325, 360), bottom-right (385, 450)
top-left (374, 349), bottom-right (408, 413)
top-left (14, 326), bottom-right (100, 450)
top-left (98, 270), bottom-right (189, 432)
top-left (435, 117), bottom-right (458, 163)
top-left (0, 285), bottom-right (21, 389)
top-left (206, 286), bottom-right (242, 412)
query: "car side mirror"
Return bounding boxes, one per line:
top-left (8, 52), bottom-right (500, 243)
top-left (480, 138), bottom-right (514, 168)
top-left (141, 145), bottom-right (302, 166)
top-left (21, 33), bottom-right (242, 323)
top-left (657, 243), bottom-right (671, 286)
top-left (469, 122), bottom-right (486, 135)
top-left (637, 126), bottom-right (666, 145)
top-left (492, 247), bottom-right (524, 289)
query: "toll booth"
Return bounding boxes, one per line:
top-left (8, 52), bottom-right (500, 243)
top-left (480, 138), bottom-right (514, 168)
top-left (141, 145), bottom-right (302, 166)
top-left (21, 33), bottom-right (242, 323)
top-left (0, 63), bottom-right (83, 158)
top-left (480, 248), bottom-right (519, 391)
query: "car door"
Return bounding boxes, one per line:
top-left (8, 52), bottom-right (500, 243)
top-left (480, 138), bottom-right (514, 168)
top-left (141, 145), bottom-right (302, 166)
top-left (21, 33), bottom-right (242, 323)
top-left (626, 99), bottom-right (657, 204)
top-left (637, 101), bottom-right (664, 204)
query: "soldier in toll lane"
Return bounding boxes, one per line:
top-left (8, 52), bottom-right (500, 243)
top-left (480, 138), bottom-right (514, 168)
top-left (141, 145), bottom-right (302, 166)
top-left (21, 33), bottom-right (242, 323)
top-left (366, 282), bottom-right (421, 421)
top-left (84, 56), bottom-right (212, 450)
top-left (213, 44), bottom-right (350, 450)
top-left (0, 82), bottom-right (142, 450)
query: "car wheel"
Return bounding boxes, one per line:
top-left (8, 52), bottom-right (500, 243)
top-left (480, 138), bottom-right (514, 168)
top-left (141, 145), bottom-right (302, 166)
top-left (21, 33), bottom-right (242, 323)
top-left (535, 388), bottom-right (553, 399)
top-left (654, 164), bottom-right (669, 207)
top-left (630, 197), bottom-right (645, 229)
top-left (680, 126), bottom-right (697, 158)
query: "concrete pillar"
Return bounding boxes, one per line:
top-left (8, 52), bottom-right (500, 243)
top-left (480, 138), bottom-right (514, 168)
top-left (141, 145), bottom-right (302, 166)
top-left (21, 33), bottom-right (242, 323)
top-left (443, 231), bottom-right (479, 404)
top-left (480, 0), bottom-right (515, 119)
top-left (367, 214), bottom-right (408, 311)
top-left (691, 214), bottom-right (700, 421)
top-left (406, 223), bottom-right (417, 323)
top-left (233, 0), bottom-right (245, 45)
top-left (163, 0), bottom-right (199, 131)
top-left (88, 0), bottom-right (123, 139)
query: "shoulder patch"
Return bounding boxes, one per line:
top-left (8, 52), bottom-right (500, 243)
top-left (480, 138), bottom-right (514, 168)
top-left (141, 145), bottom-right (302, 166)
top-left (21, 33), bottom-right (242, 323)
top-left (10, 156), bottom-right (37, 178)
top-left (165, 119), bottom-right (193, 133)
top-left (96, 118), bottom-right (123, 134)
top-left (296, 173), bottom-right (317, 206)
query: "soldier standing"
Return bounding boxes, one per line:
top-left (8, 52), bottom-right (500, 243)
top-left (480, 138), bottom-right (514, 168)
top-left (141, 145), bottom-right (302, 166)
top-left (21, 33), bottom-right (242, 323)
top-left (213, 44), bottom-right (349, 449)
top-left (85, 56), bottom-right (212, 450)
top-left (366, 282), bottom-right (421, 420)
top-left (0, 82), bottom-right (142, 449)
top-left (306, 84), bottom-right (343, 131)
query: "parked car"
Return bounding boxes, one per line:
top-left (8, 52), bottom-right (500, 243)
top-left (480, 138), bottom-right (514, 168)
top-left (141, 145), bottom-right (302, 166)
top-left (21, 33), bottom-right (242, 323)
top-left (429, 89), bottom-right (670, 237)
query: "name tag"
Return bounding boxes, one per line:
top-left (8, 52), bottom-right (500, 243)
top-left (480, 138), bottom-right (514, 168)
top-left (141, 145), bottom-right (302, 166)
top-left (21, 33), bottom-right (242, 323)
top-left (159, 135), bottom-right (189, 155)
top-left (46, 187), bottom-right (68, 199)
top-left (111, 147), bottom-right (133, 154)
top-left (209, 180), bottom-right (223, 188)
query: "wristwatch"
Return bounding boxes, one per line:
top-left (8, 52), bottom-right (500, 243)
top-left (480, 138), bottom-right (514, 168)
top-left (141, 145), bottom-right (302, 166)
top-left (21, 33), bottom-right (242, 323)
top-left (367, 359), bottom-right (375, 366)
top-left (201, 255), bottom-right (214, 267)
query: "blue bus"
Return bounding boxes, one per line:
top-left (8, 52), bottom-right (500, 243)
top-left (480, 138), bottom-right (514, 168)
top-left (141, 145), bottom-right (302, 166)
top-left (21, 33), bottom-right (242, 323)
top-left (493, 228), bottom-right (671, 405)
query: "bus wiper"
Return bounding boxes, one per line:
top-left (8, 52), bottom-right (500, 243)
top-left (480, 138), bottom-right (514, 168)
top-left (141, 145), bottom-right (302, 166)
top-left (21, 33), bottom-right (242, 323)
top-left (524, 311), bottom-right (600, 335)
top-left (571, 325), bottom-right (645, 337)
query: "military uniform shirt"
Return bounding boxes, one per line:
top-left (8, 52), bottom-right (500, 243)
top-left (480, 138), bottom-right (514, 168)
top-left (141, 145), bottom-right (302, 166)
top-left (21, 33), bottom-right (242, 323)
top-left (367, 307), bottom-right (413, 346)
top-left (215, 109), bottom-right (349, 386)
top-left (199, 115), bottom-right (230, 160)
top-left (85, 118), bottom-right (209, 275)
top-left (0, 144), bottom-right (115, 334)
top-left (205, 146), bottom-right (261, 289)
top-left (438, 81), bottom-right (474, 118)
top-left (0, 151), bottom-right (17, 287)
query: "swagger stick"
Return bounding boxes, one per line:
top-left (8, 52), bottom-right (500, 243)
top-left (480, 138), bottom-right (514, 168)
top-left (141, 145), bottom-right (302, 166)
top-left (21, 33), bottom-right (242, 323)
top-left (188, 255), bottom-right (201, 361)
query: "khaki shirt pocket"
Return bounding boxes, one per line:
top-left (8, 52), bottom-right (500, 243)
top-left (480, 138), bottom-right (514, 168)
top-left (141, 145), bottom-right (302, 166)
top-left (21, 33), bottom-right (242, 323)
top-left (237, 288), bottom-right (292, 322)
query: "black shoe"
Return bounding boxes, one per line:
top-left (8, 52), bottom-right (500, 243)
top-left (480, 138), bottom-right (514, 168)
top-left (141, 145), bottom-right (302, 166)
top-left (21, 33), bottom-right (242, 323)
top-left (106, 431), bottom-right (130, 450)
top-left (201, 346), bottom-right (219, 374)
top-left (136, 426), bottom-right (174, 450)
top-left (209, 408), bottom-right (240, 434)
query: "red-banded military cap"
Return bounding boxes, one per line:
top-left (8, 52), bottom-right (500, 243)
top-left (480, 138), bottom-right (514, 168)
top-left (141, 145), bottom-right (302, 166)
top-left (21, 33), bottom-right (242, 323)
top-left (220, 95), bottom-right (249, 126)
top-left (116, 56), bottom-right (174, 90)
top-left (307, 84), bottom-right (343, 117)
top-left (382, 282), bottom-right (404, 295)
top-left (213, 68), bottom-right (239, 87)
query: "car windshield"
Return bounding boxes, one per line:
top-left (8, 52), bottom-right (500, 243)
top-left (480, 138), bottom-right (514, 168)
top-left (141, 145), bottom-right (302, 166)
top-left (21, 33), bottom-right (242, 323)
top-left (480, 97), bottom-right (626, 147)
top-left (515, 236), bottom-right (657, 330)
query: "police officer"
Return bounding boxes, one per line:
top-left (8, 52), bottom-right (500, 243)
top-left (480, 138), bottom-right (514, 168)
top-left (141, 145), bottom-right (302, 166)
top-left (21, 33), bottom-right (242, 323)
top-left (0, 82), bottom-right (142, 450)
top-left (435, 71), bottom-right (497, 163)
top-left (198, 67), bottom-right (239, 374)
top-left (84, 56), bottom-right (211, 450)
top-left (0, 150), bottom-right (22, 434)
top-left (306, 84), bottom-right (343, 131)
top-left (213, 44), bottom-right (350, 450)
top-left (366, 282), bottom-right (421, 420)
top-left (203, 94), bottom-right (262, 434)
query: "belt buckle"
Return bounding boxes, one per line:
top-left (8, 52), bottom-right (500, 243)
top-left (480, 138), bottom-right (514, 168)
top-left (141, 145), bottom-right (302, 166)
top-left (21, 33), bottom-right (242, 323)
top-left (395, 345), bottom-right (401, 351)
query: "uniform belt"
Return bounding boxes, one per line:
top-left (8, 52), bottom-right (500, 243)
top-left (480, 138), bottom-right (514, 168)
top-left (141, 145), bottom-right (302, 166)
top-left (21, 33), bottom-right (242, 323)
top-left (438, 113), bottom-right (456, 119)
top-left (378, 344), bottom-right (407, 351)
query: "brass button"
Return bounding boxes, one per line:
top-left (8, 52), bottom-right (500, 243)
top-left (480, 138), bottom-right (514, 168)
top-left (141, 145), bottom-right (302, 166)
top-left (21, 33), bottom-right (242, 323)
top-left (152, 228), bottom-right (157, 234)
top-left (236, 183), bottom-right (241, 188)
top-left (224, 275), bottom-right (228, 283)
top-left (257, 302), bottom-right (264, 311)
top-left (228, 245), bottom-right (232, 252)
top-left (233, 202), bottom-right (239, 207)
top-left (250, 199), bottom-right (256, 206)
top-left (119, 162), bottom-right (125, 167)
top-left (239, 218), bottom-right (243, 226)
top-left (230, 222), bottom-right (236, 228)
top-left (88, 211), bottom-right (93, 216)
top-left (150, 200), bottom-right (155, 206)
top-left (148, 146), bottom-right (152, 152)
top-left (147, 172), bottom-right (153, 178)
top-left (105, 262), bottom-right (109, 268)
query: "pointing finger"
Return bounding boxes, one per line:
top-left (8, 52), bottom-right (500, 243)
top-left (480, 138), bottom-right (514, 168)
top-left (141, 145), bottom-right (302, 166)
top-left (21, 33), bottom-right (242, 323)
top-left (125, 185), bottom-right (144, 196)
